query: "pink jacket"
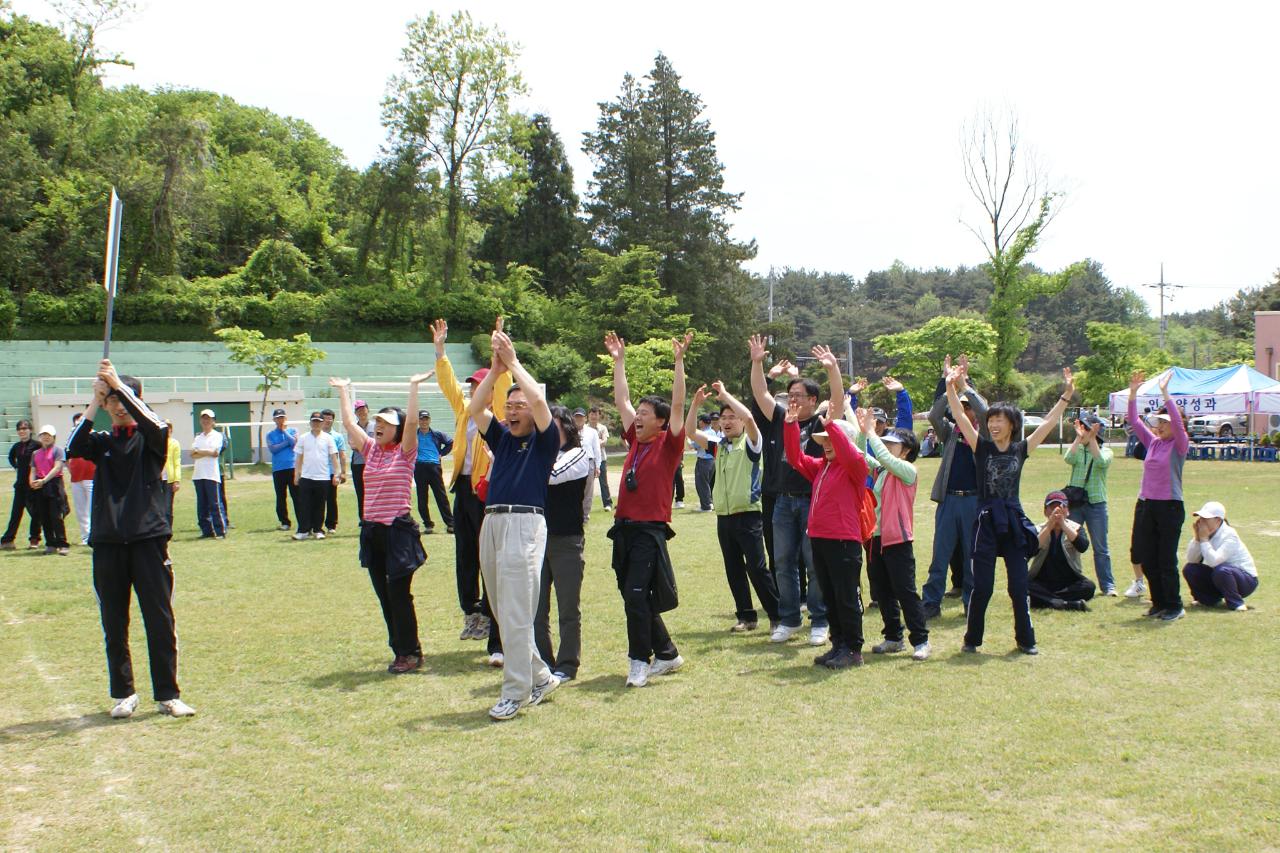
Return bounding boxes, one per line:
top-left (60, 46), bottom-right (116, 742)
top-left (784, 419), bottom-right (868, 542)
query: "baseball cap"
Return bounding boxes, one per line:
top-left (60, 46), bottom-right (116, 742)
top-left (272, 408), bottom-right (287, 418)
top-left (1044, 490), bottom-right (1069, 508)
top-left (320, 408), bottom-right (335, 418)
top-left (572, 408), bottom-right (587, 417)
top-left (37, 423), bottom-right (56, 437)
top-left (710, 412), bottom-right (720, 419)
top-left (812, 420), bottom-right (857, 443)
top-left (1192, 501), bottom-right (1226, 520)
top-left (871, 407), bottom-right (888, 423)
top-left (879, 432), bottom-right (904, 445)
top-left (308, 411), bottom-right (323, 422)
top-left (1078, 411), bottom-right (1104, 429)
top-left (199, 408), bottom-right (216, 418)
top-left (467, 368), bottom-right (490, 385)
top-left (697, 413), bottom-right (712, 423)
top-left (353, 399), bottom-right (368, 410)
top-left (376, 410), bottom-right (402, 426)
top-left (418, 409), bottom-right (431, 419)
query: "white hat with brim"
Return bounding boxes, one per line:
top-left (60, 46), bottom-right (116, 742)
top-left (37, 424), bottom-right (56, 437)
top-left (375, 410), bottom-right (401, 426)
top-left (811, 420), bottom-right (858, 443)
top-left (199, 408), bottom-right (216, 419)
top-left (878, 432), bottom-right (904, 445)
top-left (1192, 501), bottom-right (1226, 520)
top-left (1147, 413), bottom-right (1172, 424)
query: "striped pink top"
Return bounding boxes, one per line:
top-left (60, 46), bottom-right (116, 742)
top-left (361, 441), bottom-right (415, 525)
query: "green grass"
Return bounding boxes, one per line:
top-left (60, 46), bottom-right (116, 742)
top-left (2, 451), bottom-right (1278, 850)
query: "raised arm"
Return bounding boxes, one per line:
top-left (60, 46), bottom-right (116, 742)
top-left (68, 378), bottom-right (109, 461)
top-left (684, 384), bottom-right (711, 449)
top-left (468, 342), bottom-right (507, 437)
top-left (400, 370), bottom-right (433, 458)
top-left (671, 332), bottom-right (692, 438)
top-left (330, 378), bottom-right (368, 456)
top-left (813, 345), bottom-right (844, 421)
top-left (714, 380), bottom-right (758, 442)
top-left (945, 366), bottom-right (979, 448)
top-left (1028, 367), bottom-right (1075, 451)
top-left (98, 359), bottom-right (167, 456)
top-left (1127, 371), bottom-right (1154, 447)
top-left (1159, 372), bottom-right (1190, 454)
top-left (493, 330), bottom-right (551, 431)
top-left (884, 376), bottom-right (913, 429)
top-left (749, 334), bottom-right (777, 420)
top-left (604, 332), bottom-right (636, 432)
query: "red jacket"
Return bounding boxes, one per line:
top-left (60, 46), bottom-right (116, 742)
top-left (783, 419), bottom-right (868, 542)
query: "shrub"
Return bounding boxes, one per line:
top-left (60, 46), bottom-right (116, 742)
top-left (270, 291), bottom-right (322, 327)
top-left (0, 289), bottom-right (16, 337)
top-left (241, 238), bottom-right (317, 294)
top-left (21, 292), bottom-right (68, 325)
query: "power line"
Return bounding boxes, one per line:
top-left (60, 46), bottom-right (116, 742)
top-left (1143, 264), bottom-right (1184, 349)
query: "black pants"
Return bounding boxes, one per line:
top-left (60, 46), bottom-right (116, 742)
top-left (93, 537), bottom-right (179, 700)
top-left (965, 508), bottom-right (1035, 649)
top-left (598, 459), bottom-right (613, 508)
top-left (672, 463), bottom-right (685, 503)
top-left (614, 525), bottom-right (680, 663)
top-left (35, 487), bottom-right (68, 548)
top-left (694, 457), bottom-right (716, 510)
top-left (414, 461), bottom-right (454, 529)
top-left (869, 537), bottom-right (928, 647)
top-left (194, 479), bottom-right (226, 537)
top-left (272, 468), bottom-right (297, 526)
top-left (1028, 577), bottom-right (1097, 607)
top-left (809, 537), bottom-right (864, 652)
top-left (218, 476), bottom-right (229, 525)
top-left (761, 493), bottom-right (777, 576)
top-left (298, 478), bottom-right (329, 534)
top-left (365, 524), bottom-right (421, 658)
top-left (950, 541), bottom-right (965, 589)
top-left (325, 480), bottom-right (340, 530)
top-left (452, 475), bottom-right (501, 652)
top-left (1134, 499), bottom-right (1185, 612)
top-left (3, 484), bottom-right (39, 545)
top-left (717, 512), bottom-right (780, 623)
top-left (351, 463), bottom-right (365, 519)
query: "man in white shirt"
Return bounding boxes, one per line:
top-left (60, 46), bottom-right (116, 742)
top-left (574, 408), bottom-right (600, 523)
top-left (190, 408), bottom-right (226, 538)
top-left (1183, 501), bottom-right (1258, 611)
top-left (588, 406), bottom-right (613, 511)
top-left (293, 411), bottom-right (340, 540)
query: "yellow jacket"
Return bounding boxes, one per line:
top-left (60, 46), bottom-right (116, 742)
top-left (436, 355), bottom-right (510, 487)
top-left (165, 437), bottom-right (181, 483)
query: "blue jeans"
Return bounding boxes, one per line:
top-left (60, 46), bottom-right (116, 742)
top-left (773, 494), bottom-right (826, 628)
top-left (1069, 501), bottom-right (1114, 592)
top-left (923, 495), bottom-right (978, 607)
top-left (194, 479), bottom-right (226, 537)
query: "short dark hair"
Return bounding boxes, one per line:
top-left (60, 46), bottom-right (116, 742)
top-left (588, 405), bottom-right (601, 414)
top-left (719, 403), bottom-right (736, 415)
top-left (16, 418), bottom-right (32, 430)
top-left (379, 407), bottom-right (406, 444)
top-left (892, 427), bottom-right (920, 462)
top-left (550, 404), bottom-right (581, 449)
top-left (637, 395), bottom-right (671, 425)
top-left (986, 402), bottom-right (1023, 436)
top-left (787, 378), bottom-right (821, 400)
top-left (72, 412), bottom-right (82, 424)
top-left (105, 374), bottom-right (143, 400)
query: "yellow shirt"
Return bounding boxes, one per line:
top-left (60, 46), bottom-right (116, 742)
top-left (164, 437), bottom-right (181, 483)
top-left (436, 354), bottom-right (510, 488)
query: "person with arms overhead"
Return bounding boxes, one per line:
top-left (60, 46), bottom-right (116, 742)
top-left (67, 360), bottom-right (194, 718)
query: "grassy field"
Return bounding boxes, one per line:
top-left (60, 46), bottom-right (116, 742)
top-left (2, 450), bottom-right (1278, 851)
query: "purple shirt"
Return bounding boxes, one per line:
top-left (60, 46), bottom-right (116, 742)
top-left (1129, 395), bottom-right (1189, 501)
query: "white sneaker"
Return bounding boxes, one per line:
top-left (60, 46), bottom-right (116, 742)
top-left (808, 625), bottom-right (830, 646)
top-left (314, 531), bottom-right (326, 540)
top-left (488, 652), bottom-right (505, 668)
top-left (278, 524), bottom-right (291, 531)
top-left (109, 694), bottom-right (139, 719)
top-left (292, 531), bottom-right (309, 541)
top-left (488, 698), bottom-right (521, 721)
top-left (1233, 603), bottom-right (1248, 612)
top-left (528, 674), bottom-right (561, 706)
top-left (911, 642), bottom-right (932, 661)
top-left (625, 659), bottom-right (650, 687)
top-left (769, 624), bottom-right (797, 644)
top-left (1123, 579), bottom-right (1146, 598)
top-left (872, 639), bottom-right (906, 654)
top-left (649, 655), bottom-right (684, 677)
top-left (157, 698), bottom-right (196, 717)
top-left (1104, 586), bottom-right (1118, 597)
top-left (674, 501), bottom-right (684, 509)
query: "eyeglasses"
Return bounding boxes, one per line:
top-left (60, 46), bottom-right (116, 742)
top-left (505, 401), bottom-right (529, 411)
top-left (786, 392), bottom-right (814, 401)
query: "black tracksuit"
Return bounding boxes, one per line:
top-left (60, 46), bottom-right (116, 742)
top-left (67, 385), bottom-right (182, 701)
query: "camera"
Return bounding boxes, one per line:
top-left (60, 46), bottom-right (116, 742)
top-left (625, 469), bottom-right (639, 492)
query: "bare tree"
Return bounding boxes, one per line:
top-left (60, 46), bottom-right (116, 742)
top-left (50, 0), bottom-right (136, 109)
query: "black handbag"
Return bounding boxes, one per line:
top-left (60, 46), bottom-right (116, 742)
top-left (1062, 457), bottom-right (1093, 508)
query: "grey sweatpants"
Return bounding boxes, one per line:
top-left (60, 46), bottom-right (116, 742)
top-left (479, 510), bottom-right (552, 703)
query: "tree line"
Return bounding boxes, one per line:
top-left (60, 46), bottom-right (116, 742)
top-left (0, 6), bottom-right (1270, 409)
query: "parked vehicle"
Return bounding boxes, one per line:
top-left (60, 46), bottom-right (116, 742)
top-left (1186, 413), bottom-right (1248, 440)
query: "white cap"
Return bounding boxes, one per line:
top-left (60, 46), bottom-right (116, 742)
top-left (374, 410), bottom-right (401, 426)
top-left (199, 408), bottom-right (216, 419)
top-left (37, 424), bottom-right (56, 437)
top-left (1192, 501), bottom-right (1226, 520)
top-left (811, 419), bottom-right (858, 443)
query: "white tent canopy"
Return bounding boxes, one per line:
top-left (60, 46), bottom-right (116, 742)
top-left (1109, 365), bottom-right (1280, 416)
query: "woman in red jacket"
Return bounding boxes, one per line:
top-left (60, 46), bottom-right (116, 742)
top-left (783, 401), bottom-right (869, 669)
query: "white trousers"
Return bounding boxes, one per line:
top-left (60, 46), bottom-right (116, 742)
top-left (71, 480), bottom-right (93, 541)
top-left (479, 510), bottom-right (551, 702)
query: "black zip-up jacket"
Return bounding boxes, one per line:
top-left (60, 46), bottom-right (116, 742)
top-left (8, 439), bottom-right (38, 491)
top-left (66, 384), bottom-right (171, 544)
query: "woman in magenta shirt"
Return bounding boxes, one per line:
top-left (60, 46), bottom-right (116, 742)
top-left (1127, 370), bottom-right (1190, 621)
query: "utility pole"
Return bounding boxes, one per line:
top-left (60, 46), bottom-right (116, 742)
top-left (846, 337), bottom-right (854, 378)
top-left (1143, 263), bottom-right (1184, 350)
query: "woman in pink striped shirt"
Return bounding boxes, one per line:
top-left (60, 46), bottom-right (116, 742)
top-left (331, 372), bottom-right (432, 674)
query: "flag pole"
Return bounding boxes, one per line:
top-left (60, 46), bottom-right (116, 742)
top-left (102, 188), bottom-right (123, 359)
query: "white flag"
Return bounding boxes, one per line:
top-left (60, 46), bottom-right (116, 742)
top-left (102, 188), bottom-right (123, 297)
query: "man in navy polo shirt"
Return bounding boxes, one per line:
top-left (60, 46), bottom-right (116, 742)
top-left (468, 327), bottom-right (561, 721)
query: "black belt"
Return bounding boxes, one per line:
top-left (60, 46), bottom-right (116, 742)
top-left (484, 504), bottom-right (544, 515)
top-left (948, 489), bottom-right (978, 497)
top-left (778, 490), bottom-right (811, 498)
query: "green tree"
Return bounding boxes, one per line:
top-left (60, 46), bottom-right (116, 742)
top-left (1074, 321), bottom-right (1168, 406)
top-left (560, 246), bottom-right (690, 357)
top-left (592, 337), bottom-right (676, 400)
top-left (382, 11), bottom-right (525, 290)
top-left (873, 316), bottom-right (998, 406)
top-left (215, 327), bottom-right (325, 460)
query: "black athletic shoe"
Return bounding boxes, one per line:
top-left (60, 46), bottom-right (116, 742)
top-left (813, 648), bottom-right (838, 666)
top-left (1145, 605), bottom-right (1165, 618)
top-left (824, 648), bottom-right (864, 669)
top-left (944, 587), bottom-right (962, 598)
top-left (922, 604), bottom-right (942, 620)
top-left (1017, 644), bottom-right (1039, 656)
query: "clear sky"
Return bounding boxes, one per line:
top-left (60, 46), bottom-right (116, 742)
top-left (14, 0), bottom-right (1279, 314)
